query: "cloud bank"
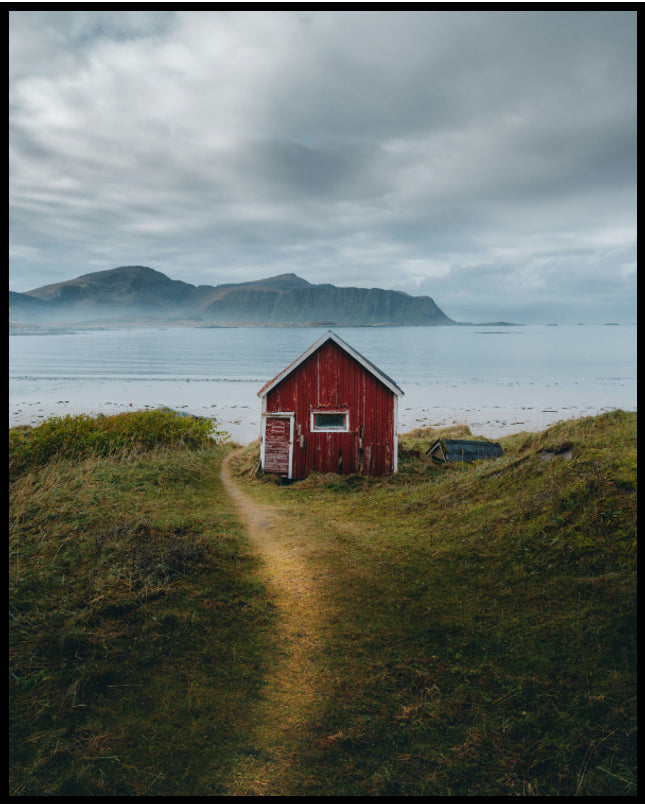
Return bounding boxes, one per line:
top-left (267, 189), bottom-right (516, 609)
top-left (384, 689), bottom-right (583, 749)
top-left (9, 10), bottom-right (636, 322)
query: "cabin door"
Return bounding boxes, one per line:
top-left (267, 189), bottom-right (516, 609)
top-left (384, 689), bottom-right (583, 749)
top-left (262, 414), bottom-right (294, 477)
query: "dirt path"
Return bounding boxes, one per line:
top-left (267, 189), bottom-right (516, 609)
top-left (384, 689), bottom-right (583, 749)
top-left (220, 452), bottom-right (334, 797)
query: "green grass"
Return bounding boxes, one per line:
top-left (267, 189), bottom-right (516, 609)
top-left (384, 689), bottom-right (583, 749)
top-left (9, 408), bottom-right (226, 479)
top-left (230, 410), bottom-right (637, 798)
top-left (10, 409), bottom-right (637, 798)
top-left (9, 414), bottom-right (275, 797)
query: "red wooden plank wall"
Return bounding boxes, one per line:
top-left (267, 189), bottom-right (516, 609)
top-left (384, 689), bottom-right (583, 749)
top-left (265, 341), bottom-right (395, 477)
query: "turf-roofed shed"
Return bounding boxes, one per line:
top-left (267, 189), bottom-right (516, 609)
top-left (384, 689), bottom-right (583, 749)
top-left (427, 438), bottom-right (504, 463)
top-left (258, 330), bottom-right (404, 479)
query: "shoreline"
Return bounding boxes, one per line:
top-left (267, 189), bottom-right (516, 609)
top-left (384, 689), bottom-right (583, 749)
top-left (10, 321), bottom-right (635, 336)
top-left (9, 394), bottom-right (633, 446)
top-left (10, 326), bottom-right (636, 446)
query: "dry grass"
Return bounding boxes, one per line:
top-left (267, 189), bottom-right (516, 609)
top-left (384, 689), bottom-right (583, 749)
top-left (9, 445), bottom-right (275, 798)
top-left (228, 410), bottom-right (637, 798)
top-left (10, 410), bottom-right (636, 798)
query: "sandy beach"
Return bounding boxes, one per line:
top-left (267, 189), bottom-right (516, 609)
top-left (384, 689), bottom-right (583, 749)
top-left (9, 375), bottom-right (632, 446)
top-left (10, 324), bottom-right (636, 445)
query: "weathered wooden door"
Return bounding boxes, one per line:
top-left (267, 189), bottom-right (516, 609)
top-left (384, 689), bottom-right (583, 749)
top-left (263, 415), bottom-right (294, 476)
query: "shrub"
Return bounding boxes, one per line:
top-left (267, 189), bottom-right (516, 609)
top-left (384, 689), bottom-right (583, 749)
top-left (9, 409), bottom-right (226, 477)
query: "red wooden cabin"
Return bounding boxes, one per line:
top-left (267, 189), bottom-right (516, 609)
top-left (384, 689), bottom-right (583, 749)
top-left (258, 330), bottom-right (404, 479)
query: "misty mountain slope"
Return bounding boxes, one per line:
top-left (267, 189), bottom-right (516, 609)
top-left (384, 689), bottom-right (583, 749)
top-left (182, 273), bottom-right (313, 313)
top-left (203, 284), bottom-right (453, 325)
top-left (11, 266), bottom-right (455, 326)
top-left (274, 285), bottom-right (452, 325)
top-left (25, 266), bottom-right (194, 311)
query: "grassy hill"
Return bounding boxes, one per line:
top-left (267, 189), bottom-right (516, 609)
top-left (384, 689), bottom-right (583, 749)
top-left (9, 409), bottom-right (636, 797)
top-left (9, 412), bottom-right (273, 797)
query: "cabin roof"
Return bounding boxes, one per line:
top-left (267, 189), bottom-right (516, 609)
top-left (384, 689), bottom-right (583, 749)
top-left (257, 329), bottom-right (404, 398)
top-left (427, 438), bottom-right (503, 463)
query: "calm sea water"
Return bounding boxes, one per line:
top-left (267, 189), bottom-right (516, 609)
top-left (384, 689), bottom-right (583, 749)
top-left (9, 325), bottom-right (637, 443)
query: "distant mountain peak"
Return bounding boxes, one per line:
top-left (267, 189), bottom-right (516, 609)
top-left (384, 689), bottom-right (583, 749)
top-left (215, 272), bottom-right (313, 293)
top-left (12, 266), bottom-right (455, 326)
top-left (262, 272), bottom-right (312, 290)
top-left (26, 265), bottom-right (175, 295)
top-left (79, 265), bottom-right (166, 281)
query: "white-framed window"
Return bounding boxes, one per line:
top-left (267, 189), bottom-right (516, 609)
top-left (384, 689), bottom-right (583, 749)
top-left (310, 410), bottom-right (349, 432)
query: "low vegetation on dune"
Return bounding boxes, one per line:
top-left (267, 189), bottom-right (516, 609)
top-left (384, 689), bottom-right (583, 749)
top-left (9, 408), bottom-right (227, 479)
top-left (9, 409), bottom-right (636, 798)
top-left (229, 410), bottom-right (637, 798)
top-left (9, 412), bottom-right (273, 797)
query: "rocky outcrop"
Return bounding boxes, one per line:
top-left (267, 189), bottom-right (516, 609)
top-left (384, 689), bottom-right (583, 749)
top-left (200, 284), bottom-right (452, 325)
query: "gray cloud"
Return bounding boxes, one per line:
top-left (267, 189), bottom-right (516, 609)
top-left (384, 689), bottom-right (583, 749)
top-left (9, 9), bottom-right (636, 323)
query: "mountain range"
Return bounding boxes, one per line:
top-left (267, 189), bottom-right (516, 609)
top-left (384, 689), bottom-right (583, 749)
top-left (9, 265), bottom-right (455, 327)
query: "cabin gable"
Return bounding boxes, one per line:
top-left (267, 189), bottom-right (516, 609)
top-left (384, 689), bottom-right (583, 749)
top-left (258, 331), bottom-right (402, 479)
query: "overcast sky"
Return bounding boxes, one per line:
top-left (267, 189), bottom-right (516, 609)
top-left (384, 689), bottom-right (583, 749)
top-left (9, 10), bottom-right (637, 323)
